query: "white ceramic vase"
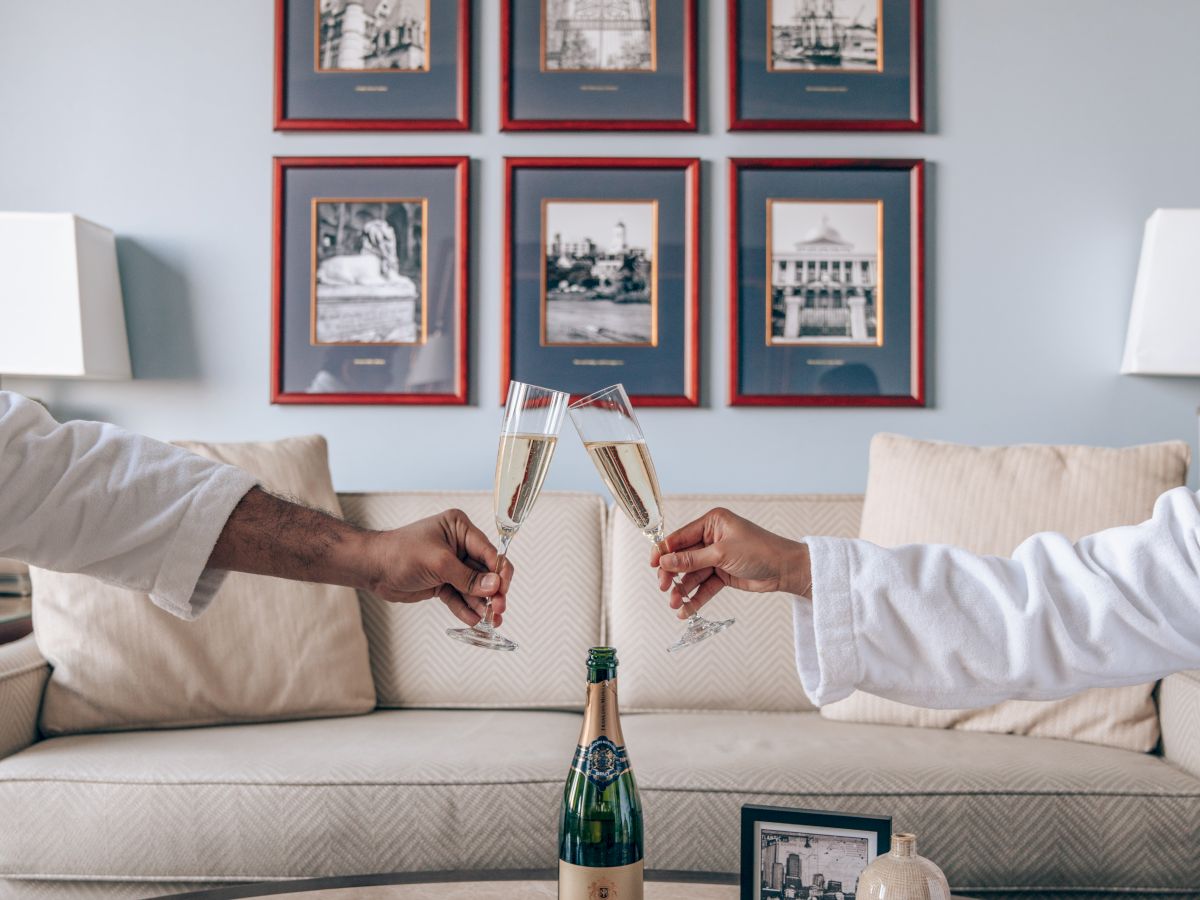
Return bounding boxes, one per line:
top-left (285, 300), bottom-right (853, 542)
top-left (858, 833), bottom-right (951, 900)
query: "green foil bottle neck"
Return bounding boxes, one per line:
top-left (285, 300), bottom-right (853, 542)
top-left (586, 646), bottom-right (618, 684)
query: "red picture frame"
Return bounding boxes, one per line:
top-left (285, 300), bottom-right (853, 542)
top-left (727, 0), bottom-right (924, 132)
top-left (272, 156), bottom-right (470, 405)
top-left (500, 0), bottom-right (698, 132)
top-left (503, 157), bottom-right (700, 407)
top-left (274, 0), bottom-right (471, 131)
top-left (728, 157), bottom-right (925, 407)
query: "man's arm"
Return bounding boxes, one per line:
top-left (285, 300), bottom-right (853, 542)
top-left (209, 487), bottom-right (512, 626)
top-left (1, 392), bottom-right (510, 625)
top-left (654, 489), bottom-right (1200, 708)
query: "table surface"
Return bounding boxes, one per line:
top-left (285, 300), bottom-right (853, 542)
top-left (166, 871), bottom-right (977, 899)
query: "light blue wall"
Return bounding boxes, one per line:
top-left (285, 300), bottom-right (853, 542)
top-left (2, 1), bottom-right (1199, 495)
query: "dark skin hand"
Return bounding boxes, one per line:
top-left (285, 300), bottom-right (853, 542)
top-left (649, 507), bottom-right (812, 617)
top-left (207, 487), bottom-right (513, 627)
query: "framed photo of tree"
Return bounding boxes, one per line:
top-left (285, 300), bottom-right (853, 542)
top-left (272, 157), bottom-right (469, 404)
top-left (729, 158), bottom-right (924, 406)
top-left (501, 0), bottom-right (698, 131)
top-left (728, 0), bottom-right (923, 131)
top-left (274, 0), bottom-right (470, 131)
top-left (503, 157), bottom-right (700, 406)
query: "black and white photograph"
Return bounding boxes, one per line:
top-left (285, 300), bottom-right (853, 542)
top-left (317, 0), bottom-right (429, 72)
top-left (312, 199), bottom-right (426, 346)
top-left (769, 199), bottom-right (881, 346)
top-left (542, 0), bottom-right (657, 72)
top-left (768, 0), bottom-right (881, 72)
top-left (758, 821), bottom-right (875, 899)
top-left (542, 200), bottom-right (658, 346)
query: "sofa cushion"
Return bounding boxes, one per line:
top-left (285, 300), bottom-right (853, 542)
top-left (822, 434), bottom-right (1189, 752)
top-left (0, 710), bottom-right (579, 886)
top-left (32, 435), bottom-right (376, 735)
top-left (0, 711), bottom-right (1195, 897)
top-left (608, 494), bottom-right (861, 713)
top-left (339, 491), bottom-right (606, 709)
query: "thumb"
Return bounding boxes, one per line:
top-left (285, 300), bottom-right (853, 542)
top-left (440, 556), bottom-right (500, 598)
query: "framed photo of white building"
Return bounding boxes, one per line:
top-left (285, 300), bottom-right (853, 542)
top-left (275, 0), bottom-right (470, 130)
top-left (730, 158), bottom-right (924, 406)
top-left (273, 157), bottom-right (469, 405)
top-left (505, 157), bottom-right (699, 406)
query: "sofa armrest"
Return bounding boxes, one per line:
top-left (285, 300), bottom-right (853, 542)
top-left (0, 635), bottom-right (49, 761)
top-left (1160, 669), bottom-right (1200, 779)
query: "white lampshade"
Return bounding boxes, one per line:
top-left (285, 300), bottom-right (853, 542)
top-left (0, 212), bottom-right (131, 379)
top-left (1121, 209), bottom-right (1200, 376)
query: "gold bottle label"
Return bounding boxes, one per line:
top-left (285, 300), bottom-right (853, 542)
top-left (574, 679), bottom-right (630, 790)
top-left (558, 859), bottom-right (643, 900)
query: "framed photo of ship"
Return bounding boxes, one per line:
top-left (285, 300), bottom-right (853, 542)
top-left (274, 0), bottom-right (470, 131)
top-left (272, 157), bottom-right (469, 405)
top-left (740, 805), bottom-right (892, 900)
top-left (503, 157), bottom-right (699, 406)
top-left (729, 158), bottom-right (924, 406)
top-left (728, 0), bottom-right (923, 131)
top-left (500, 0), bottom-right (697, 131)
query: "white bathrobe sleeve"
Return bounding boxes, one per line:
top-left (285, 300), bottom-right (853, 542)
top-left (0, 392), bottom-right (258, 620)
top-left (793, 485), bottom-right (1200, 709)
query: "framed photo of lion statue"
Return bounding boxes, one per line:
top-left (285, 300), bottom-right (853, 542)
top-left (272, 156), bottom-right (469, 405)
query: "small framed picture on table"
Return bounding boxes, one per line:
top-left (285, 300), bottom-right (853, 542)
top-left (729, 157), bottom-right (924, 406)
top-left (503, 157), bottom-right (700, 406)
top-left (275, 0), bottom-right (470, 130)
top-left (272, 156), bottom-right (469, 405)
top-left (741, 804), bottom-right (892, 900)
top-left (728, 0), bottom-right (923, 131)
top-left (501, 0), bottom-right (698, 131)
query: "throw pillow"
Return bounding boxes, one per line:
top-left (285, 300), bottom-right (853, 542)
top-left (819, 433), bottom-right (1189, 752)
top-left (33, 434), bottom-right (376, 735)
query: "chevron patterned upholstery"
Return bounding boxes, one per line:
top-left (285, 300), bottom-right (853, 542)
top-left (1, 710), bottom-right (1198, 898)
top-left (339, 492), bottom-right (606, 709)
top-left (0, 635), bottom-right (48, 761)
top-left (1160, 669), bottom-right (1200, 780)
top-left (608, 494), bottom-right (862, 712)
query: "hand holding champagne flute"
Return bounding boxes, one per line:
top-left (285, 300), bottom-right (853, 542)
top-left (446, 381), bottom-right (569, 652)
top-left (569, 384), bottom-right (735, 652)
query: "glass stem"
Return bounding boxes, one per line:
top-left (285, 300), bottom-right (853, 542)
top-left (654, 535), bottom-right (701, 622)
top-left (479, 534), bottom-right (512, 630)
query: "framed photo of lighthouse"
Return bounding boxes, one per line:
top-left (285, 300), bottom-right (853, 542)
top-left (504, 157), bottom-right (699, 406)
top-left (729, 158), bottom-right (924, 406)
top-left (500, 0), bottom-right (698, 131)
top-left (272, 157), bottom-right (469, 405)
top-left (274, 0), bottom-right (471, 130)
top-left (728, 0), bottom-right (924, 131)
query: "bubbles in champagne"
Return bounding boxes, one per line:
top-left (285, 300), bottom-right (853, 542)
top-left (583, 440), bottom-right (664, 538)
top-left (494, 434), bottom-right (559, 535)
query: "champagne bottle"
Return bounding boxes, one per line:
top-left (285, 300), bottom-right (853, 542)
top-left (559, 647), bottom-right (644, 900)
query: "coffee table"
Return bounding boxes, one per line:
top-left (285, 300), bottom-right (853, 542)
top-left (166, 870), bottom-right (977, 899)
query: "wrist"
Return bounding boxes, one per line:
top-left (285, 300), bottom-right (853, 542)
top-left (329, 525), bottom-right (382, 593)
top-left (779, 540), bottom-right (812, 598)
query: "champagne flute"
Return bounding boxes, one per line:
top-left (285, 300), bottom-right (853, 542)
top-left (446, 381), bottom-right (570, 652)
top-left (569, 384), bottom-right (735, 653)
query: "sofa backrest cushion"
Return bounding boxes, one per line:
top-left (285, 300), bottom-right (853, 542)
top-left (608, 494), bottom-right (862, 713)
top-left (821, 433), bottom-right (1190, 752)
top-left (32, 435), bottom-right (376, 735)
top-left (340, 491), bottom-right (606, 710)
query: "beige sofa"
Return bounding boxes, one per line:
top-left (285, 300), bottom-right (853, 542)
top-left (1, 491), bottom-right (1198, 900)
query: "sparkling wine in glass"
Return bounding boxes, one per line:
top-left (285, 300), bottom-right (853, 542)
top-left (446, 381), bottom-right (570, 652)
top-left (569, 384), bottom-right (735, 652)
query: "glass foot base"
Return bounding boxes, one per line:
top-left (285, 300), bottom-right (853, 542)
top-left (445, 622), bottom-right (519, 652)
top-left (667, 615), bottom-right (735, 653)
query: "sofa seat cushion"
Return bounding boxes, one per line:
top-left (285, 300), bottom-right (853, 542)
top-left (622, 713), bottom-right (1200, 895)
top-left (0, 710), bottom-right (581, 887)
